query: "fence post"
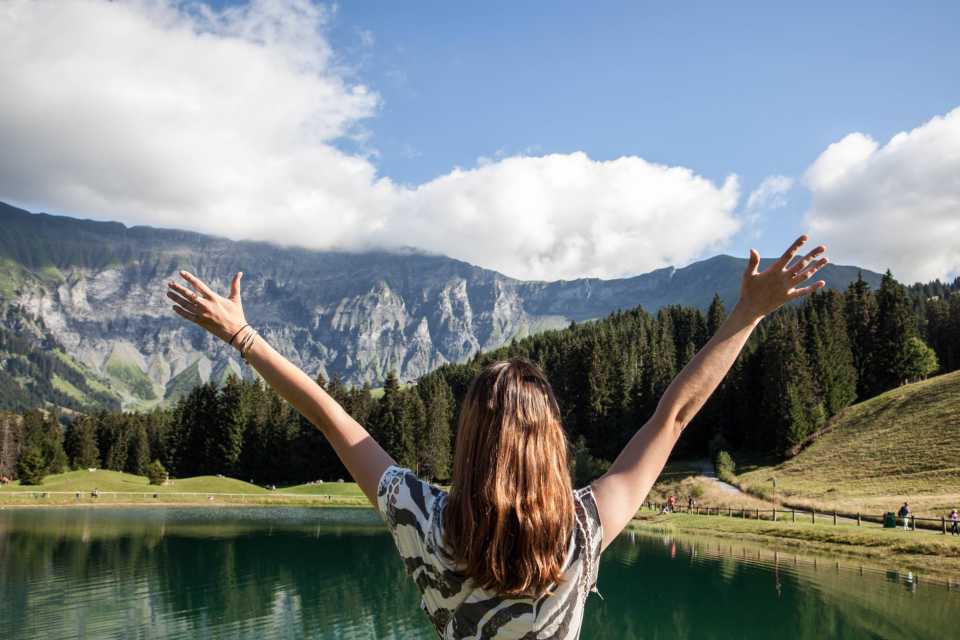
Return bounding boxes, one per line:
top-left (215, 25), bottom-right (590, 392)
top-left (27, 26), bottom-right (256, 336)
top-left (812, 510), bottom-right (816, 524)
top-left (833, 512), bottom-right (837, 526)
top-left (943, 516), bottom-right (947, 534)
top-left (728, 506), bottom-right (732, 517)
top-left (857, 513), bottom-right (861, 526)
top-left (773, 508), bottom-right (777, 522)
top-left (792, 510), bottom-right (796, 523)
top-left (911, 515), bottom-right (916, 531)
top-left (756, 508), bottom-right (760, 520)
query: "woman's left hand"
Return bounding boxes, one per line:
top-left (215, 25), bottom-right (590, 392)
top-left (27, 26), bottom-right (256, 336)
top-left (167, 271), bottom-right (247, 344)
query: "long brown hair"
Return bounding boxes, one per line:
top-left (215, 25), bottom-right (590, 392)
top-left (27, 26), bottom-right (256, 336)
top-left (443, 358), bottom-right (574, 598)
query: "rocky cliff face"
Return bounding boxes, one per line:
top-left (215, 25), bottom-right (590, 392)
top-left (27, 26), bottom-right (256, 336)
top-left (0, 202), bottom-right (882, 409)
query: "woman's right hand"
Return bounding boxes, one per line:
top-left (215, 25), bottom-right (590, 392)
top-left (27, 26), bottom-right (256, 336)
top-left (736, 235), bottom-right (828, 320)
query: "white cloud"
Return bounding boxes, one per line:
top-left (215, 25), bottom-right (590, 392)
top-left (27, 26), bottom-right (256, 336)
top-left (746, 175), bottom-right (793, 212)
top-left (804, 108), bottom-right (960, 284)
top-left (0, 0), bottom-right (742, 281)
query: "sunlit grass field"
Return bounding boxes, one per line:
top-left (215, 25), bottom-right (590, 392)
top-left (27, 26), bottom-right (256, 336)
top-left (0, 469), bottom-right (368, 506)
top-left (737, 370), bottom-right (960, 517)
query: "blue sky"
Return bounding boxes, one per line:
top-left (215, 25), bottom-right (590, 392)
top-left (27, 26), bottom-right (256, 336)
top-left (323, 1), bottom-right (960, 259)
top-left (2, 1), bottom-right (958, 282)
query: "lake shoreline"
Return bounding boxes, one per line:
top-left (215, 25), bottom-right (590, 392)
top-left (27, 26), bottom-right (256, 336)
top-left (627, 512), bottom-right (960, 583)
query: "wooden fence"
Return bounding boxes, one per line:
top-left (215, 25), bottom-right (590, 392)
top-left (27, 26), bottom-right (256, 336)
top-left (646, 501), bottom-right (960, 535)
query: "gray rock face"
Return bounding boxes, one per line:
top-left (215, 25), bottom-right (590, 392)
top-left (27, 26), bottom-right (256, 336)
top-left (0, 202), bottom-right (883, 409)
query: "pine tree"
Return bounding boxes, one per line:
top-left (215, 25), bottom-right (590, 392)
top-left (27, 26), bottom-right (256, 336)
top-left (707, 293), bottom-right (727, 337)
top-left (127, 421), bottom-right (151, 476)
top-left (844, 273), bottom-right (879, 398)
top-left (760, 314), bottom-right (825, 454)
top-left (373, 371), bottom-right (406, 462)
top-left (215, 374), bottom-right (248, 475)
top-left (418, 376), bottom-right (453, 481)
top-left (17, 446), bottom-right (46, 485)
top-left (874, 270), bottom-right (918, 390)
top-left (810, 291), bottom-right (858, 415)
top-left (400, 390), bottom-right (424, 472)
top-left (65, 415), bottom-right (100, 469)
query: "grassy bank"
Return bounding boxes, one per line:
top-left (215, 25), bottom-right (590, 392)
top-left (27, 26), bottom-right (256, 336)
top-left (0, 469), bottom-right (369, 507)
top-left (628, 511), bottom-right (960, 579)
top-left (736, 370), bottom-right (960, 517)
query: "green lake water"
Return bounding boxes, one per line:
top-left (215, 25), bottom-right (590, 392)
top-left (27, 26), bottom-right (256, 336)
top-left (1, 507), bottom-right (957, 639)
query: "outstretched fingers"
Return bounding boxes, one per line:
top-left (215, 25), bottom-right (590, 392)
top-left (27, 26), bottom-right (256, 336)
top-left (792, 256), bottom-right (829, 283)
top-left (787, 280), bottom-right (827, 300)
top-left (229, 271), bottom-right (243, 303)
top-left (773, 235), bottom-right (808, 271)
top-left (171, 303), bottom-right (202, 323)
top-left (787, 245), bottom-right (827, 276)
top-left (179, 271), bottom-right (215, 299)
top-left (744, 249), bottom-right (760, 277)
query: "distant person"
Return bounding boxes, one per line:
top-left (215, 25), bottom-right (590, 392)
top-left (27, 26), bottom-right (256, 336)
top-left (950, 509), bottom-right (959, 536)
top-left (167, 235), bottom-right (827, 638)
top-left (91, 487), bottom-right (99, 498)
top-left (687, 496), bottom-right (696, 511)
top-left (898, 502), bottom-right (911, 530)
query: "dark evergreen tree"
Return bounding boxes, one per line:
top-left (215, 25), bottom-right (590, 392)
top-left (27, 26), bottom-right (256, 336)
top-left (16, 446), bottom-right (46, 485)
top-left (127, 420), bottom-right (151, 476)
top-left (64, 415), bottom-right (100, 469)
top-left (373, 371), bottom-right (406, 463)
top-left (874, 270), bottom-right (919, 391)
top-left (760, 314), bottom-right (825, 453)
top-left (706, 293), bottom-right (727, 337)
top-left (215, 374), bottom-right (248, 475)
top-left (417, 375), bottom-right (453, 481)
top-left (844, 273), bottom-right (879, 398)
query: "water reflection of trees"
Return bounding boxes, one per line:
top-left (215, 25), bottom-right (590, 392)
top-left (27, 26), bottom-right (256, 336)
top-left (0, 509), bottom-right (435, 639)
top-left (581, 533), bottom-right (959, 640)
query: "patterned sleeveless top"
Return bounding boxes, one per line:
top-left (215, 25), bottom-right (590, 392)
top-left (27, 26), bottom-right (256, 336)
top-left (376, 465), bottom-right (604, 640)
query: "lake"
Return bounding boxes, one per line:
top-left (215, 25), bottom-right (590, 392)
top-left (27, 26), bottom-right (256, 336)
top-left (1, 507), bottom-right (957, 639)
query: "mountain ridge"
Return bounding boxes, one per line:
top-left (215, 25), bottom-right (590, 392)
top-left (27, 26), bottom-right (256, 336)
top-left (0, 201), bottom-right (884, 410)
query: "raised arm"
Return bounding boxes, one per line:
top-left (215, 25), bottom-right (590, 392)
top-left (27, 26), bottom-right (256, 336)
top-left (166, 271), bottom-right (395, 507)
top-left (591, 235), bottom-right (828, 551)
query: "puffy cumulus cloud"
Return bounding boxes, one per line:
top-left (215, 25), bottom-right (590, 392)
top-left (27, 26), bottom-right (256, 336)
top-left (387, 153), bottom-right (740, 280)
top-left (804, 108), bottom-right (960, 284)
top-left (0, 0), bottom-right (389, 246)
top-left (746, 175), bottom-right (793, 212)
top-left (0, 0), bottom-right (741, 280)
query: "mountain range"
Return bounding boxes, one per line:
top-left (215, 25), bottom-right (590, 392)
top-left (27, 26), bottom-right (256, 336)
top-left (0, 201), bottom-right (883, 410)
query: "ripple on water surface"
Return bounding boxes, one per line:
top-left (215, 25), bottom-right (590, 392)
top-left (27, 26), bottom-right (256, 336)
top-left (1, 507), bottom-right (957, 639)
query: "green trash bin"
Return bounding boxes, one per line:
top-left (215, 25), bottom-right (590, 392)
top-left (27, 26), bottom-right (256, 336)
top-left (883, 512), bottom-right (897, 528)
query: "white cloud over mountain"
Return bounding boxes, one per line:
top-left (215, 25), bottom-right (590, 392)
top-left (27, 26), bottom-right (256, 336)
top-left (0, 0), bottom-right (741, 280)
top-left (804, 108), bottom-right (960, 284)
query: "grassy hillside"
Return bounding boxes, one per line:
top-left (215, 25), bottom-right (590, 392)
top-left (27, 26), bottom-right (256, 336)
top-left (0, 469), bottom-right (370, 506)
top-left (0, 469), bottom-right (265, 493)
top-left (0, 469), bottom-right (370, 497)
top-left (738, 370), bottom-right (960, 516)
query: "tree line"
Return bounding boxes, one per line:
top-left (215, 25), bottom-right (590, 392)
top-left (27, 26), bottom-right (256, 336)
top-left (2, 270), bottom-right (957, 486)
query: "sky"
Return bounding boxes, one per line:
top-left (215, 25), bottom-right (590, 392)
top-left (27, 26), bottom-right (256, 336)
top-left (1, 0), bottom-right (958, 283)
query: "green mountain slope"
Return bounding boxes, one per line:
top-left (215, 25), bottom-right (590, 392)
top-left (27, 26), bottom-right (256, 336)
top-left (738, 370), bottom-right (960, 516)
top-left (0, 307), bottom-right (123, 413)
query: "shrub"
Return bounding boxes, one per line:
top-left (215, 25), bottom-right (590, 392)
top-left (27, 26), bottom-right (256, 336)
top-left (147, 459), bottom-right (167, 486)
top-left (17, 447), bottom-right (47, 485)
top-left (714, 450), bottom-right (736, 484)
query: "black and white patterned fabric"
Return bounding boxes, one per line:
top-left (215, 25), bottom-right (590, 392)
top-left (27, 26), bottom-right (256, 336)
top-left (376, 465), bottom-right (603, 640)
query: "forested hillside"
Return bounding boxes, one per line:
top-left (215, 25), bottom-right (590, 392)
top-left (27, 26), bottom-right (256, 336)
top-left (2, 268), bottom-right (957, 486)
